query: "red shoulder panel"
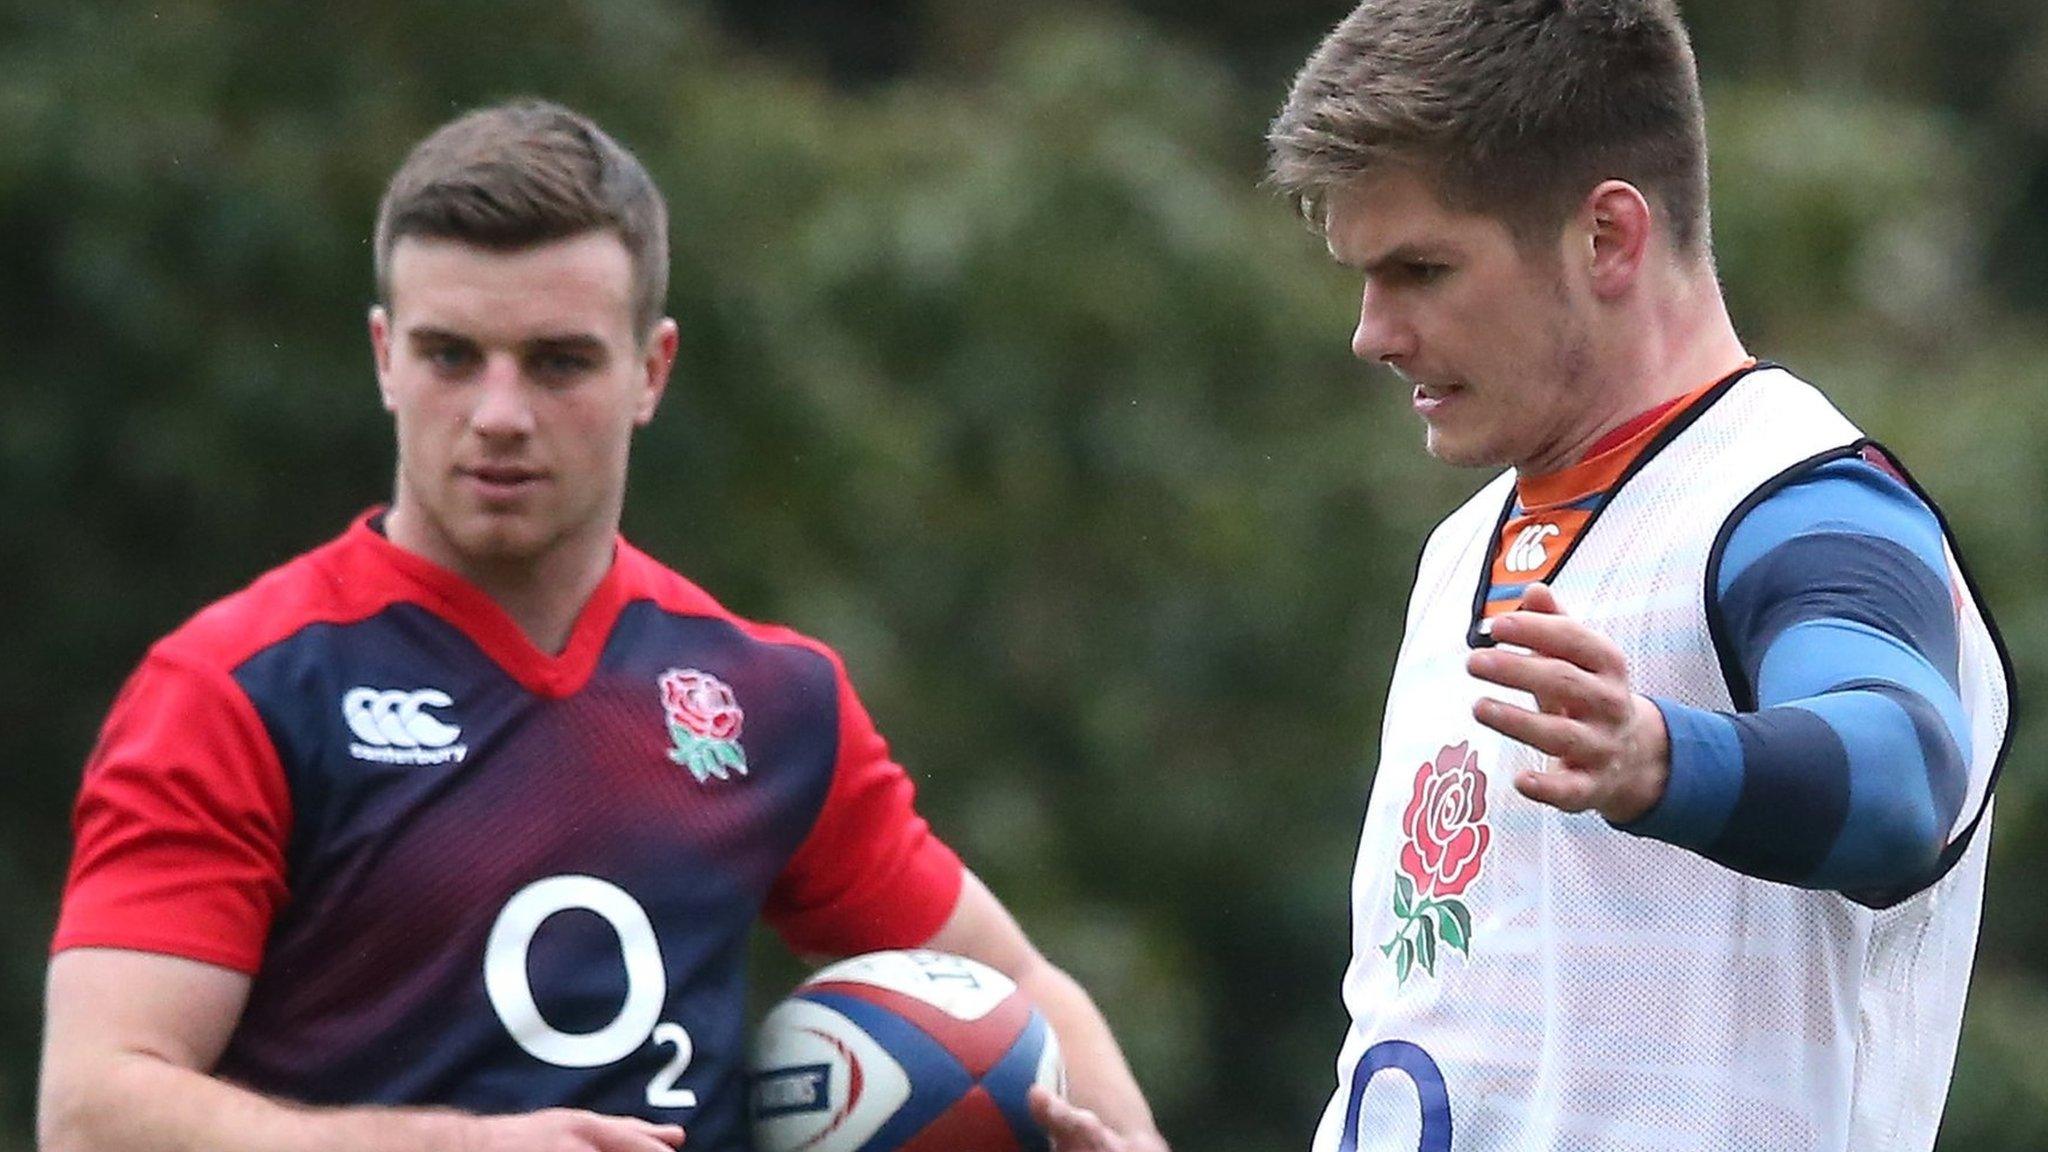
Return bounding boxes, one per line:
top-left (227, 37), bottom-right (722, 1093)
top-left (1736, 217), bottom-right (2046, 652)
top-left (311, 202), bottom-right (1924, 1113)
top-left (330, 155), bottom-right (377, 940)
top-left (53, 515), bottom-right (420, 971)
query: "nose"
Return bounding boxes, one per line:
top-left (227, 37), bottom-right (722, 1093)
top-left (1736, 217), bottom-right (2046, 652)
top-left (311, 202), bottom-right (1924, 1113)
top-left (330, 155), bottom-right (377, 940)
top-left (1351, 282), bottom-right (1415, 366)
top-left (469, 354), bottom-right (536, 439)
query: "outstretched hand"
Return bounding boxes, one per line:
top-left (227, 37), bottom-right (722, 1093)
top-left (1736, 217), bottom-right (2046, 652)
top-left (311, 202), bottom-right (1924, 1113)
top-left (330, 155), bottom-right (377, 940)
top-left (1466, 583), bottom-right (1670, 824)
top-left (1029, 1087), bottom-right (1169, 1152)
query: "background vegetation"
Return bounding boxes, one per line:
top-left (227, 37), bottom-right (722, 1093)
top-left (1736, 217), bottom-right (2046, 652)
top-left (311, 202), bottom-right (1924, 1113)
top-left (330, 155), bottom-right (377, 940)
top-left (5, 1), bottom-right (2045, 1147)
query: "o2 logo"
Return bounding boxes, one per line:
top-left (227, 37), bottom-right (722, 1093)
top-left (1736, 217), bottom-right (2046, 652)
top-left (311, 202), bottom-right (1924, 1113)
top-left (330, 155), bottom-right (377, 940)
top-left (1337, 1040), bottom-right (1451, 1152)
top-left (484, 875), bottom-right (698, 1109)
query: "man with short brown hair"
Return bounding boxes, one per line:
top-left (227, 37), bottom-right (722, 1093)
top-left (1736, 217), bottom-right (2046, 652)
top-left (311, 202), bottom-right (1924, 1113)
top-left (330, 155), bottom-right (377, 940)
top-left (39, 100), bottom-right (1165, 1152)
top-left (1271, 2), bottom-right (2010, 1149)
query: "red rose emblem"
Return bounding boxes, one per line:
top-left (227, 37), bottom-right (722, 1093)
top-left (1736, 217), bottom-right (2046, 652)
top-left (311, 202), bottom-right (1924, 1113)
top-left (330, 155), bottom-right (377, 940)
top-left (661, 669), bottom-right (743, 742)
top-left (1398, 742), bottom-right (1491, 899)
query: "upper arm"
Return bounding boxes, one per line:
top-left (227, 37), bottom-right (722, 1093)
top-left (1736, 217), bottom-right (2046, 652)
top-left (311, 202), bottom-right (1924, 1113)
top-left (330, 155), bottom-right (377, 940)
top-left (918, 871), bottom-right (1044, 977)
top-left (1715, 455), bottom-right (1960, 712)
top-left (43, 948), bottom-right (252, 1071)
top-left (39, 948), bottom-right (253, 1141)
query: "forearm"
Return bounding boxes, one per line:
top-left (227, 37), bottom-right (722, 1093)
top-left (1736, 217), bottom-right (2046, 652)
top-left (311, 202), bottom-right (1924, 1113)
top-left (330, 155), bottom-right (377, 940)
top-left (41, 1052), bottom-right (471, 1152)
top-left (1009, 959), bottom-right (1166, 1152)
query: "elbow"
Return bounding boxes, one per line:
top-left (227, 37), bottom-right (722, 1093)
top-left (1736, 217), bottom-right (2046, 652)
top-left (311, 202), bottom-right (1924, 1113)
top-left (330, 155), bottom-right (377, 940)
top-left (1828, 794), bottom-right (1946, 905)
top-left (38, 1054), bottom-right (145, 1152)
top-left (1825, 711), bottom-right (1967, 901)
top-left (37, 1091), bottom-right (99, 1152)
top-left (1865, 802), bottom-right (1945, 888)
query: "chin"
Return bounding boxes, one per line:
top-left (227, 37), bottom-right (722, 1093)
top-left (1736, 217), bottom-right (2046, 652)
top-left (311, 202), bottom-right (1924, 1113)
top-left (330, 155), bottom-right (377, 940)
top-left (1423, 429), bottom-right (1511, 470)
top-left (443, 512), bottom-right (555, 566)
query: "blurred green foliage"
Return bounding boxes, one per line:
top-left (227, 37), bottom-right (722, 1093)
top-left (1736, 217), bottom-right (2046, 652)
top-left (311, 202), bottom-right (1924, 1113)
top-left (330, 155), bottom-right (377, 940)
top-left (5, 2), bottom-right (2046, 1150)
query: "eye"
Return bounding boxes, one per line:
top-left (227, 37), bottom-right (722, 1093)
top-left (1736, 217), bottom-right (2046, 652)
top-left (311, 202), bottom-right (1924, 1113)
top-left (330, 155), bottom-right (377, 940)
top-left (420, 342), bottom-right (478, 373)
top-left (1362, 259), bottom-right (1451, 294)
top-left (530, 350), bottom-right (599, 381)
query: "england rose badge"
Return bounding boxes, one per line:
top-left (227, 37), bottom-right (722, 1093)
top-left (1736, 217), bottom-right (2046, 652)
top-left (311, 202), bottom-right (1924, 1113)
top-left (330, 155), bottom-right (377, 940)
top-left (1382, 741), bottom-right (1491, 984)
top-left (660, 668), bottom-right (749, 783)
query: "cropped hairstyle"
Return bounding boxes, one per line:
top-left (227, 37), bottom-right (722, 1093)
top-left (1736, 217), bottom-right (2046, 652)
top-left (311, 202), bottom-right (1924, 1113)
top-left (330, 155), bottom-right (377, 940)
top-left (1268, 0), bottom-right (1712, 257)
top-left (375, 100), bottom-right (670, 335)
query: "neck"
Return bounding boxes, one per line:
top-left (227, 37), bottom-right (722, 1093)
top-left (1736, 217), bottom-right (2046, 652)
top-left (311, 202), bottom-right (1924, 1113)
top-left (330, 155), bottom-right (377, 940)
top-left (467, 544), bottom-right (614, 656)
top-left (1631, 267), bottom-right (1749, 412)
top-left (1529, 260), bottom-right (1747, 476)
top-left (385, 505), bottom-right (616, 655)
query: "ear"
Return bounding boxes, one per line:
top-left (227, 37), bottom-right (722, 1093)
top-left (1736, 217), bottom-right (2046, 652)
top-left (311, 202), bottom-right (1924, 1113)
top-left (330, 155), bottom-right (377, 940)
top-left (368, 306), bottom-right (398, 413)
top-left (635, 318), bottom-right (680, 426)
top-left (1580, 180), bottom-right (1654, 300)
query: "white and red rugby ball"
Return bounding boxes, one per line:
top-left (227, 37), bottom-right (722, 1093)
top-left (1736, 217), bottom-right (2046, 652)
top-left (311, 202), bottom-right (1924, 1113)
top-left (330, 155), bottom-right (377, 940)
top-left (748, 950), bottom-right (1065, 1152)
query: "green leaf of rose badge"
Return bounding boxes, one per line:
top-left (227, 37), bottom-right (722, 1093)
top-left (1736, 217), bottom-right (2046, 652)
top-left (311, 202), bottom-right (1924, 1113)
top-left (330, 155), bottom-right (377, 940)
top-left (660, 668), bottom-right (750, 783)
top-left (1381, 741), bottom-right (1490, 985)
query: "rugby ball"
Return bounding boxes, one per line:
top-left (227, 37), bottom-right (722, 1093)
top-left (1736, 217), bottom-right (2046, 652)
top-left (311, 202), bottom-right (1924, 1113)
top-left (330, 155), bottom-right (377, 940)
top-left (748, 950), bottom-right (1065, 1152)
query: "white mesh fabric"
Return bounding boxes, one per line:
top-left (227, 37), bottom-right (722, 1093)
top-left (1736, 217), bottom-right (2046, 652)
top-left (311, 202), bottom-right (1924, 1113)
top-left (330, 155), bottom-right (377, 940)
top-left (1313, 369), bottom-right (2008, 1152)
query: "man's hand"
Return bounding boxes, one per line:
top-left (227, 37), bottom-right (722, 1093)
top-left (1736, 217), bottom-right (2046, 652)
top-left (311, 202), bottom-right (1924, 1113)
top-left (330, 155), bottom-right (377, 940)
top-left (1029, 1087), bottom-right (1169, 1152)
top-left (1466, 583), bottom-right (1670, 823)
top-left (467, 1109), bottom-right (685, 1152)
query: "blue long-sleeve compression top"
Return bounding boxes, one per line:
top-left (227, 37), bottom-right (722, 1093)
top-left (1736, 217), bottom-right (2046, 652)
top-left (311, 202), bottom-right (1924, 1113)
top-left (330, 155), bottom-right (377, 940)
top-left (1620, 457), bottom-right (1972, 905)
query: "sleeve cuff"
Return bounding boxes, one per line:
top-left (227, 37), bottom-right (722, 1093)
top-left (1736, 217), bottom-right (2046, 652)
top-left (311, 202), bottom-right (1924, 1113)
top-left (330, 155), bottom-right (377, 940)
top-left (771, 836), bottom-right (965, 958)
top-left (1612, 697), bottom-right (1746, 851)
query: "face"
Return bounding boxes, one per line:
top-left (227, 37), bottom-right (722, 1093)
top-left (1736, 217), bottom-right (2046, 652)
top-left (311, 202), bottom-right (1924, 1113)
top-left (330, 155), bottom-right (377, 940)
top-left (1325, 170), bottom-right (1600, 474)
top-left (370, 231), bottom-right (676, 579)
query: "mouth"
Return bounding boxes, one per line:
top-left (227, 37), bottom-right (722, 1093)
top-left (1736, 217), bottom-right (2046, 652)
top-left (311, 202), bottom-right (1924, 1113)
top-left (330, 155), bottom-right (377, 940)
top-left (1412, 381), bottom-right (1463, 417)
top-left (458, 464), bottom-right (548, 501)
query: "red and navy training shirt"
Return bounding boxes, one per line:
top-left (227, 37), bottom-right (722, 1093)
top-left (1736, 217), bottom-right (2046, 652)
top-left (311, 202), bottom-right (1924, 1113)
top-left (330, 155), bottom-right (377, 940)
top-left (54, 511), bottom-right (965, 1147)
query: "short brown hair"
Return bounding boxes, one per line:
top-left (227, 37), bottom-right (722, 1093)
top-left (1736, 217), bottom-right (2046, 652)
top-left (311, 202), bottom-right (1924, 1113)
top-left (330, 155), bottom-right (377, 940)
top-left (1268, 0), bottom-right (1711, 256)
top-left (374, 99), bottom-right (670, 335)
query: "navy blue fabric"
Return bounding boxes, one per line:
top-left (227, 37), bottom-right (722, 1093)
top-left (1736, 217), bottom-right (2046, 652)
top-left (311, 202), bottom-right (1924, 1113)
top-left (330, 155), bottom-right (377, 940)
top-left (1625, 457), bottom-right (1969, 899)
top-left (1709, 705), bottom-right (1851, 884)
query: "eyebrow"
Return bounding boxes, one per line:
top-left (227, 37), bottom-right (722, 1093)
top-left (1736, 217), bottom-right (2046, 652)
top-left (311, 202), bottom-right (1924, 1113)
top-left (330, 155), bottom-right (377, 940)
top-left (1343, 243), bottom-right (1456, 276)
top-left (524, 334), bottom-right (608, 357)
top-left (405, 327), bottom-right (608, 355)
top-left (1318, 234), bottom-right (1449, 270)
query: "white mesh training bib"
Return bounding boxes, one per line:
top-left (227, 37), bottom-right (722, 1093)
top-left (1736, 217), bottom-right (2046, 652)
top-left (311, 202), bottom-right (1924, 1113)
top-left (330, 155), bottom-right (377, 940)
top-left (1312, 368), bottom-right (2009, 1152)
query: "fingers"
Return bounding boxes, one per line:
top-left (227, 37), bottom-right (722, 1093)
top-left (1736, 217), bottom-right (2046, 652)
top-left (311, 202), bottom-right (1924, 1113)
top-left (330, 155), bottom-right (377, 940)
top-left (1466, 647), bottom-right (1626, 723)
top-left (1471, 697), bottom-right (1594, 762)
top-left (1475, 682), bottom-right (1674, 823)
top-left (591, 1125), bottom-right (684, 1151)
top-left (1029, 1086), bottom-right (1118, 1152)
top-left (1483, 586), bottom-right (1625, 678)
top-left (559, 1111), bottom-right (686, 1151)
top-left (1512, 766), bottom-right (1600, 813)
top-left (1517, 582), bottom-right (1563, 615)
top-left (472, 1110), bottom-right (684, 1152)
top-left (630, 1120), bottom-right (687, 1150)
top-left (1477, 697), bottom-right (1606, 814)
